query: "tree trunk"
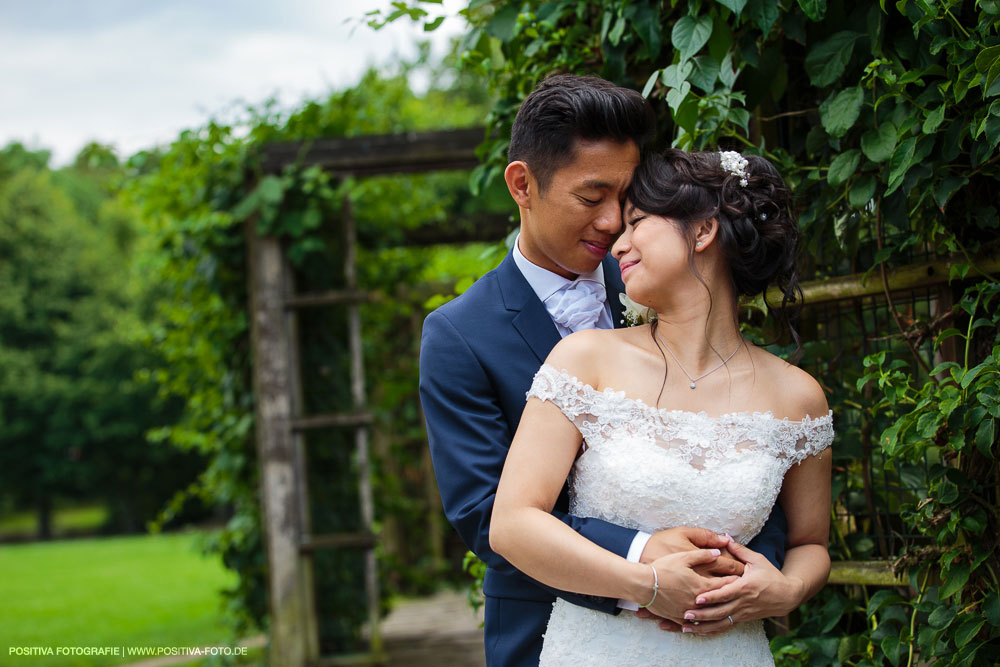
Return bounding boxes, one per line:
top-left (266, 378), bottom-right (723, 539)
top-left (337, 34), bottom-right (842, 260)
top-left (37, 497), bottom-right (53, 540)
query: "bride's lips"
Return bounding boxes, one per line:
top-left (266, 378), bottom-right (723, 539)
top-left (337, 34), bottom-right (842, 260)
top-left (581, 239), bottom-right (609, 257)
top-left (619, 260), bottom-right (638, 278)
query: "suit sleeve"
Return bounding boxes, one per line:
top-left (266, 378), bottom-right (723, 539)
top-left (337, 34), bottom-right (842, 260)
top-left (419, 309), bottom-right (637, 613)
top-left (746, 503), bottom-right (788, 569)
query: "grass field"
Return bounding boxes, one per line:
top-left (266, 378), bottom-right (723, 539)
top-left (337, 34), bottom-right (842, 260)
top-left (0, 532), bottom-right (243, 666)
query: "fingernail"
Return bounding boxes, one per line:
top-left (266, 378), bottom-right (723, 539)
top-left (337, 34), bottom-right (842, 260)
top-left (682, 626), bottom-right (692, 633)
top-left (684, 612), bottom-right (695, 620)
top-left (710, 548), bottom-right (721, 556)
top-left (696, 597), bottom-right (706, 605)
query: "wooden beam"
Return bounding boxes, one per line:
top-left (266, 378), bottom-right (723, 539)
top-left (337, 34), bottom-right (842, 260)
top-left (290, 412), bottom-right (375, 431)
top-left (827, 560), bottom-right (907, 586)
top-left (260, 127), bottom-right (484, 176)
top-left (300, 532), bottom-right (378, 552)
top-left (771, 251), bottom-right (1000, 307)
top-left (284, 289), bottom-right (374, 309)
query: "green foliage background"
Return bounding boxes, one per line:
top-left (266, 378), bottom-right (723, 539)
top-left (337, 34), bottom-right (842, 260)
top-left (370, 0), bottom-right (1000, 664)
top-left (0, 142), bottom-right (202, 538)
top-left (124, 53), bottom-right (511, 650)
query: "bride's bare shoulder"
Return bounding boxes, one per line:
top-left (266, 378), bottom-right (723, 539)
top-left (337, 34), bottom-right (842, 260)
top-left (543, 328), bottom-right (641, 388)
top-left (749, 345), bottom-right (829, 420)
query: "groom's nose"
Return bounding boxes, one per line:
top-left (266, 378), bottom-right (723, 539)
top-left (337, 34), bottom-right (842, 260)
top-left (594, 201), bottom-right (623, 235)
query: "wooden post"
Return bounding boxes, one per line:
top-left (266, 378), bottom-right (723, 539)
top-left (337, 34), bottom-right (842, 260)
top-left (343, 196), bottom-right (382, 656)
top-left (246, 219), bottom-right (310, 667)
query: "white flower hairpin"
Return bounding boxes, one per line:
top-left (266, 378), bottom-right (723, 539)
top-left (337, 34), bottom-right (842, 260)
top-left (719, 150), bottom-right (749, 187)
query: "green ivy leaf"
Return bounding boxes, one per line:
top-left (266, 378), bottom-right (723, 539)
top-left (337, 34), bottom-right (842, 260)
top-left (885, 136), bottom-right (917, 195)
top-left (716, 0), bottom-right (749, 14)
top-left (423, 15), bottom-right (445, 32)
top-left (849, 174), bottom-right (877, 208)
top-left (975, 419), bottom-right (995, 458)
top-left (484, 3), bottom-right (520, 41)
top-left (805, 31), bottom-right (863, 87)
top-left (672, 14), bottom-right (714, 62)
top-left (922, 105), bottom-right (946, 134)
top-left (665, 81), bottom-right (692, 113)
top-left (797, 0), bottom-right (827, 21)
top-left (940, 561), bottom-right (971, 599)
top-left (880, 635), bottom-right (902, 664)
top-left (747, 0), bottom-right (780, 35)
top-left (928, 605), bottom-right (956, 628)
top-left (689, 55), bottom-right (721, 92)
top-left (861, 123), bottom-right (897, 163)
top-left (642, 69), bottom-right (661, 98)
top-left (820, 86), bottom-right (864, 138)
top-left (985, 592), bottom-right (1000, 627)
top-left (828, 149), bottom-right (861, 186)
top-left (608, 15), bottom-right (626, 46)
top-left (867, 590), bottom-right (905, 617)
top-left (954, 616), bottom-right (986, 647)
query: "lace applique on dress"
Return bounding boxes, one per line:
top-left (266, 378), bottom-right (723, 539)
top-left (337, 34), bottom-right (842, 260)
top-left (526, 364), bottom-right (834, 667)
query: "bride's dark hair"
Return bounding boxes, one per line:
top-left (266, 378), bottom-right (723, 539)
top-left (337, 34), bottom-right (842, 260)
top-left (625, 149), bottom-right (803, 398)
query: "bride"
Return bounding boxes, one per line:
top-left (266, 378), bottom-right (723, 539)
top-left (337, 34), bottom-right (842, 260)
top-left (490, 149), bottom-right (833, 665)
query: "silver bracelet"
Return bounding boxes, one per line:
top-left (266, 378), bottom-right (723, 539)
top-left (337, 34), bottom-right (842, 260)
top-left (637, 564), bottom-right (659, 608)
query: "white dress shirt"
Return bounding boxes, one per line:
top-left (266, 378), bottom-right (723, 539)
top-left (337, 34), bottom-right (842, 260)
top-left (512, 234), bottom-right (651, 610)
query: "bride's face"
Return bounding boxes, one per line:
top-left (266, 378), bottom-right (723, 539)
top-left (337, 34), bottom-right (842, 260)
top-left (612, 203), bottom-right (693, 309)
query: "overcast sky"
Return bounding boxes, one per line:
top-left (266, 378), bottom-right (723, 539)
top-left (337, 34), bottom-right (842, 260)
top-left (0, 0), bottom-right (467, 165)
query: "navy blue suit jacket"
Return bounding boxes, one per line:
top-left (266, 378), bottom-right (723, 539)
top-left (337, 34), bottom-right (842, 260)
top-left (419, 252), bottom-right (787, 665)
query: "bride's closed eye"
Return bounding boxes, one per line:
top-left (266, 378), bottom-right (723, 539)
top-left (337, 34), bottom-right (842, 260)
top-left (627, 215), bottom-right (646, 227)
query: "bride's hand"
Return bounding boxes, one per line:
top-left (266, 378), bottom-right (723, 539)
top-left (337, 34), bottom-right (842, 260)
top-left (674, 541), bottom-right (805, 635)
top-left (641, 527), bottom-right (745, 577)
top-left (643, 549), bottom-right (740, 623)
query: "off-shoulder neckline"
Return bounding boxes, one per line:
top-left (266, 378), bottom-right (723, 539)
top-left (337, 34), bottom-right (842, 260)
top-left (536, 364), bottom-right (833, 426)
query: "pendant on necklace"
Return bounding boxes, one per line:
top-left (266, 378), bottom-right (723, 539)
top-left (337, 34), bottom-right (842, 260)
top-left (690, 382), bottom-right (696, 389)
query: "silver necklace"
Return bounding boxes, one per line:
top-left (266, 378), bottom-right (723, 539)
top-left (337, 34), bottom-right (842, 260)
top-left (655, 332), bottom-right (744, 389)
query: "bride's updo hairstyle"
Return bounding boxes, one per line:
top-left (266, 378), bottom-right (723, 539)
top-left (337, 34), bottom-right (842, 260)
top-left (626, 148), bottom-right (803, 350)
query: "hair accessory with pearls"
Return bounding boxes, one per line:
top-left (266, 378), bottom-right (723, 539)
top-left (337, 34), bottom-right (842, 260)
top-left (719, 150), bottom-right (749, 187)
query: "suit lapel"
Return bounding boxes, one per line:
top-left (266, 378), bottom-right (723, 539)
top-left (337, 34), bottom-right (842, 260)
top-left (497, 253), bottom-right (561, 364)
top-left (602, 254), bottom-right (626, 329)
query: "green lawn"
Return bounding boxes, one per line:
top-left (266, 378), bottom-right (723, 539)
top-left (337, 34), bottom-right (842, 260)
top-left (0, 532), bottom-right (242, 666)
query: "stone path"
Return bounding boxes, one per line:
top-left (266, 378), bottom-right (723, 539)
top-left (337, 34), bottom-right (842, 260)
top-left (381, 589), bottom-right (485, 667)
top-left (122, 589), bottom-right (484, 667)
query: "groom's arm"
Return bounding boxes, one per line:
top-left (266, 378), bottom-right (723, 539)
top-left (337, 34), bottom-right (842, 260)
top-left (419, 309), bottom-right (634, 613)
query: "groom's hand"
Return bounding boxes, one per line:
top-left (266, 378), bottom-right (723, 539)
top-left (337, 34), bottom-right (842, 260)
top-left (640, 527), bottom-right (745, 577)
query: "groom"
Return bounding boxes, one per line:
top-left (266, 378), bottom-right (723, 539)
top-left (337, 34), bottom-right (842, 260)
top-left (419, 74), bottom-right (788, 666)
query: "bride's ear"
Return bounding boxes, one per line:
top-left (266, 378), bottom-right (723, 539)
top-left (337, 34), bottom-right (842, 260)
top-left (693, 218), bottom-right (719, 251)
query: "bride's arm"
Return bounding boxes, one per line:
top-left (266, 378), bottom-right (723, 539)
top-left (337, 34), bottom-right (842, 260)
top-left (675, 380), bottom-right (833, 633)
top-left (491, 392), bottom-right (653, 602)
top-left (491, 335), bottom-right (733, 613)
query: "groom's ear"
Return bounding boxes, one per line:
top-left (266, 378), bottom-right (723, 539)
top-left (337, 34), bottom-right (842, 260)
top-left (504, 161), bottom-right (534, 208)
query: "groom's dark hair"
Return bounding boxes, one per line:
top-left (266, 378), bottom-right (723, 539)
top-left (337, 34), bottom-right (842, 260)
top-left (508, 73), bottom-right (655, 194)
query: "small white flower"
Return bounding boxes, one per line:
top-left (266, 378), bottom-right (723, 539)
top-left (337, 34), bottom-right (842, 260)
top-left (619, 293), bottom-right (657, 327)
top-left (719, 150), bottom-right (749, 187)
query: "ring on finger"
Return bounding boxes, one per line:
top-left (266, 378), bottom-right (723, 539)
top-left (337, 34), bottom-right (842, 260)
top-left (727, 615), bottom-right (734, 625)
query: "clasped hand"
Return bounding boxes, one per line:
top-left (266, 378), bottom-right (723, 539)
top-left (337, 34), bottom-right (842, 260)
top-left (640, 540), bottom-right (804, 635)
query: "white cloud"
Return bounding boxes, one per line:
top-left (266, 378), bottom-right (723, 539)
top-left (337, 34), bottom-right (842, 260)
top-left (0, 0), bottom-right (467, 165)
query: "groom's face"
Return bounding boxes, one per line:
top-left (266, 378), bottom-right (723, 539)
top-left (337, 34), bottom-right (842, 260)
top-left (520, 138), bottom-right (639, 279)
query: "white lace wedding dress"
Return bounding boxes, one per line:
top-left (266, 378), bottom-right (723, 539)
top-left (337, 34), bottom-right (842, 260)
top-left (528, 365), bottom-right (834, 667)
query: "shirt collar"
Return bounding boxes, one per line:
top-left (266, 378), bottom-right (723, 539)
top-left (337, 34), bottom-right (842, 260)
top-left (512, 233), bottom-right (606, 303)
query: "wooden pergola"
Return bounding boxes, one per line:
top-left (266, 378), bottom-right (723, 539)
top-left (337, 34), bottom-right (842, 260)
top-left (247, 127), bottom-right (499, 667)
